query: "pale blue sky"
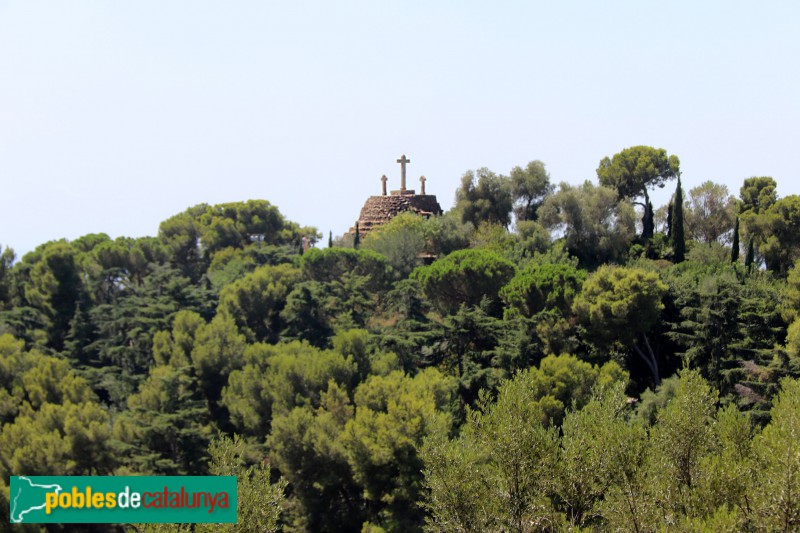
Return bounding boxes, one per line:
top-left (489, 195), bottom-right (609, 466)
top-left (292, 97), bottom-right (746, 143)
top-left (1, 1), bottom-right (798, 256)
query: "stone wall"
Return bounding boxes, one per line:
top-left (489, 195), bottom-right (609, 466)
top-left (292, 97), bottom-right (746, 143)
top-left (350, 194), bottom-right (443, 235)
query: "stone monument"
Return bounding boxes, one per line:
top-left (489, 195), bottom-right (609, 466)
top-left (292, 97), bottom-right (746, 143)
top-left (349, 155), bottom-right (443, 237)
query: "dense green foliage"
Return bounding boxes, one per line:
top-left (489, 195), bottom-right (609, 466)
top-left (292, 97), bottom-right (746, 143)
top-left (455, 167), bottom-right (514, 229)
top-left (2, 154), bottom-right (800, 531)
top-left (597, 146), bottom-right (680, 240)
top-left (423, 369), bottom-right (800, 531)
top-left (685, 180), bottom-right (738, 245)
top-left (411, 249), bottom-right (516, 316)
top-left (510, 160), bottom-right (554, 222)
top-left (539, 181), bottom-right (636, 267)
top-left (673, 177), bottom-right (686, 263)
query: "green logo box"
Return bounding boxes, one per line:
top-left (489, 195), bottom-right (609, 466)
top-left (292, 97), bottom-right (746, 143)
top-left (9, 476), bottom-right (237, 524)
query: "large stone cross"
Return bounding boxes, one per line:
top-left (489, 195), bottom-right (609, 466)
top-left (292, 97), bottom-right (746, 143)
top-left (381, 175), bottom-right (388, 196)
top-left (419, 175), bottom-right (426, 195)
top-left (397, 154), bottom-right (411, 192)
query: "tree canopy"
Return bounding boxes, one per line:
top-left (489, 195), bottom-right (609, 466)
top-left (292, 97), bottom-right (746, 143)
top-left (597, 146), bottom-right (680, 239)
top-left (597, 146), bottom-right (680, 201)
top-left (540, 181), bottom-right (636, 267)
top-left (684, 180), bottom-right (738, 245)
top-left (510, 160), bottom-right (554, 222)
top-left (1, 165), bottom-right (800, 531)
top-left (411, 249), bottom-right (516, 316)
top-left (454, 167), bottom-right (514, 229)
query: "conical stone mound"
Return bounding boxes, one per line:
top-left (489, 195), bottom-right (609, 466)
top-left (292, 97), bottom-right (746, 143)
top-left (349, 155), bottom-right (443, 237)
top-left (351, 193), bottom-right (443, 235)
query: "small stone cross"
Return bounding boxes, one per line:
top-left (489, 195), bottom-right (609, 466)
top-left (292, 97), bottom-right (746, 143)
top-left (381, 175), bottom-right (388, 196)
top-left (419, 175), bottom-right (426, 195)
top-left (397, 154), bottom-right (411, 192)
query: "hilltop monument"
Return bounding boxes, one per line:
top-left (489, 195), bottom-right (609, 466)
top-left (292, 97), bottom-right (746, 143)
top-left (350, 155), bottom-right (443, 237)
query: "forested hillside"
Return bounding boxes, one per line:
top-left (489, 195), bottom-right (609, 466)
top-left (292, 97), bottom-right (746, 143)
top-left (2, 147), bottom-right (800, 532)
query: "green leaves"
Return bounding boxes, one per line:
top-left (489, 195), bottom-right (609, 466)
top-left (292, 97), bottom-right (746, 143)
top-left (421, 368), bottom-right (800, 531)
top-left (752, 377), bottom-right (800, 530)
top-left (3, 173), bottom-right (800, 532)
top-left (558, 382), bottom-right (638, 528)
top-left (362, 212), bottom-right (428, 279)
top-left (0, 244), bottom-right (14, 310)
top-left (500, 259), bottom-right (586, 318)
top-left (0, 334), bottom-right (115, 479)
top-left (341, 369), bottom-right (454, 525)
top-left (739, 176), bottom-right (778, 216)
top-left (1, 401), bottom-right (114, 477)
top-left (510, 160), bottom-right (553, 222)
top-left (574, 265), bottom-right (667, 347)
top-left (158, 200), bottom-right (316, 281)
top-left (597, 146), bottom-right (679, 241)
top-left (17, 240), bottom-right (83, 350)
top-left (217, 263), bottom-right (301, 343)
top-left (751, 194), bottom-right (800, 275)
top-left (421, 354), bottom-right (628, 531)
top-left (412, 249), bottom-right (516, 316)
top-left (191, 314), bottom-right (246, 403)
top-left (113, 364), bottom-right (211, 475)
top-left (648, 369), bottom-right (719, 509)
top-left (684, 180), bottom-right (738, 245)
top-left (265, 367), bottom-right (454, 532)
top-left (674, 176), bottom-right (687, 262)
top-left (222, 340), bottom-right (356, 436)
top-left (455, 167), bottom-right (514, 229)
top-left (204, 434), bottom-right (286, 533)
top-left (597, 146), bottom-right (680, 202)
top-left (539, 181), bottom-right (636, 267)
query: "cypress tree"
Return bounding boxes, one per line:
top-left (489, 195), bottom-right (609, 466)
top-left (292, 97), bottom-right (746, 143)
top-left (731, 217), bottom-right (740, 263)
top-left (328, 231), bottom-right (333, 248)
top-left (666, 199), bottom-right (674, 239)
top-left (673, 177), bottom-right (686, 263)
top-left (745, 237), bottom-right (755, 272)
top-left (354, 222), bottom-right (360, 249)
top-left (643, 199), bottom-right (655, 240)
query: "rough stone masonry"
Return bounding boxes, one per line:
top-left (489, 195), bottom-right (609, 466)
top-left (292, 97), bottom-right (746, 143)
top-left (349, 155), bottom-right (443, 236)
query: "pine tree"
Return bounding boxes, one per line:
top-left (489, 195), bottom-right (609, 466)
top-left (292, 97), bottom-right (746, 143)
top-left (354, 222), bottom-right (360, 249)
top-left (731, 217), bottom-right (740, 263)
top-left (673, 177), bottom-right (686, 263)
top-left (63, 300), bottom-right (97, 368)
